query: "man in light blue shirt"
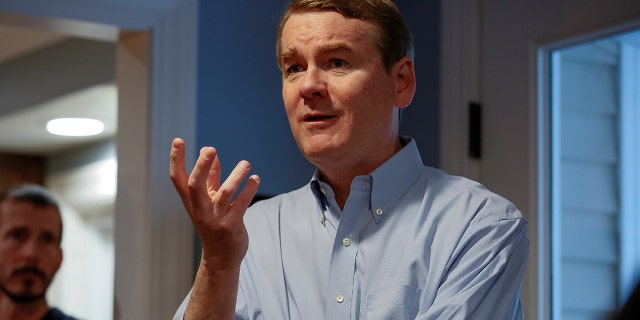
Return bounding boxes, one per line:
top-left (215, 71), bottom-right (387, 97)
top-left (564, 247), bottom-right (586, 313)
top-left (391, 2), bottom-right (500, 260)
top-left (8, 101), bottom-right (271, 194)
top-left (170, 0), bottom-right (528, 319)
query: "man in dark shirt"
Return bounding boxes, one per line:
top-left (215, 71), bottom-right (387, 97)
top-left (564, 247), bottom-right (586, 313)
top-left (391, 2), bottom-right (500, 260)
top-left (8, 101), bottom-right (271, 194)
top-left (0, 184), bottom-right (78, 320)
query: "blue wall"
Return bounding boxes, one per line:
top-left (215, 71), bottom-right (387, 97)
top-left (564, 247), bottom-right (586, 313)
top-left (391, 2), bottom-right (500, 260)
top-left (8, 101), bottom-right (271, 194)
top-left (196, 0), bottom-right (440, 197)
top-left (396, 0), bottom-right (440, 168)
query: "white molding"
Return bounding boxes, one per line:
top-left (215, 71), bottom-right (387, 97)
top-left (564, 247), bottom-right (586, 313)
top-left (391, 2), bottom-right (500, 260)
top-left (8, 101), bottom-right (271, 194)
top-left (113, 1), bottom-right (197, 318)
top-left (439, 0), bottom-right (481, 180)
top-left (114, 31), bottom-right (154, 319)
top-left (147, 0), bottom-right (198, 317)
top-left (0, 0), bottom-right (178, 30)
top-left (0, 10), bottom-right (118, 41)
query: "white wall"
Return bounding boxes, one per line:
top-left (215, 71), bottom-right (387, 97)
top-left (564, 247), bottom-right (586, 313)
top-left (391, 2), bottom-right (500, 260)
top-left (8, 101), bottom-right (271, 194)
top-left (46, 143), bottom-right (117, 320)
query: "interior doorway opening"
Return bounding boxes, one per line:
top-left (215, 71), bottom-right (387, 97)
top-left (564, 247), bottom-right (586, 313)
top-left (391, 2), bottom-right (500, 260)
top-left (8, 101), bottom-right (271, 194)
top-left (0, 20), bottom-right (117, 320)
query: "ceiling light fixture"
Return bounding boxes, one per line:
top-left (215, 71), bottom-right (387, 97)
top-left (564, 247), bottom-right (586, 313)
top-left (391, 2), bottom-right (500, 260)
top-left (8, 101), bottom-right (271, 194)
top-left (46, 118), bottom-right (105, 137)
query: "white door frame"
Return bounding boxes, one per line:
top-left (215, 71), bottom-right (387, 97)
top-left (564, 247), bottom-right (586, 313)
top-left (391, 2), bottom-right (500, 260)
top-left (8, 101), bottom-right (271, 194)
top-left (0, 1), bottom-right (197, 318)
top-left (442, 1), bottom-right (640, 319)
top-left (439, 0), bottom-right (481, 182)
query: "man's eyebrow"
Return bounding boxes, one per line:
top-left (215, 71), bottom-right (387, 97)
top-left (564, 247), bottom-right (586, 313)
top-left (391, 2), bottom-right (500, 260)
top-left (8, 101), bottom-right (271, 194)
top-left (319, 42), bottom-right (353, 54)
top-left (280, 42), bottom-right (354, 65)
top-left (2, 225), bottom-right (26, 236)
top-left (280, 48), bottom-right (297, 65)
top-left (41, 229), bottom-right (60, 242)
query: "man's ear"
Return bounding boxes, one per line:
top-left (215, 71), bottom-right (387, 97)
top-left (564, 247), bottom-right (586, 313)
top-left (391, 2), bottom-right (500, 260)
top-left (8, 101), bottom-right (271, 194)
top-left (392, 56), bottom-right (416, 108)
top-left (54, 248), bottom-right (63, 272)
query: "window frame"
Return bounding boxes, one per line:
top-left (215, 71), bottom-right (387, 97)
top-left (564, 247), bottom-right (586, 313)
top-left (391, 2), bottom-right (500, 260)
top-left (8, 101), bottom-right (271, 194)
top-left (619, 37), bottom-right (640, 303)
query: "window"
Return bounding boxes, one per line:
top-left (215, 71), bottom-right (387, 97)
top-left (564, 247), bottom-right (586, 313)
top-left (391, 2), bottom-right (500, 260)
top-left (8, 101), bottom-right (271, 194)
top-left (550, 29), bottom-right (640, 320)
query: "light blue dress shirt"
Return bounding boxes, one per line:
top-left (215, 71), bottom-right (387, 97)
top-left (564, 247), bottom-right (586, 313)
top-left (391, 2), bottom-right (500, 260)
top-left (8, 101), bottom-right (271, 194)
top-left (173, 138), bottom-right (529, 319)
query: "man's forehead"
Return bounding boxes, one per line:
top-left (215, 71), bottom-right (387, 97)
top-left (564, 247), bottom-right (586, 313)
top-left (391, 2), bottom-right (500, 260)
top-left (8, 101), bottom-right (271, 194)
top-left (0, 201), bottom-right (61, 228)
top-left (280, 12), bottom-right (377, 59)
top-left (282, 11), bottom-right (375, 43)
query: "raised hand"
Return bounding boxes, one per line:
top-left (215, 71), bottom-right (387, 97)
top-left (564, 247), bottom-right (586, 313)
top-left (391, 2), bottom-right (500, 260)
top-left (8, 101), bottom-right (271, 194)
top-left (169, 137), bottom-right (261, 269)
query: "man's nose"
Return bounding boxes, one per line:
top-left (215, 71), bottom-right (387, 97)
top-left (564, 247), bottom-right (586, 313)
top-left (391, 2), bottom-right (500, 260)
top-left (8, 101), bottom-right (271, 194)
top-left (19, 240), bottom-right (40, 260)
top-left (299, 66), bottom-right (327, 99)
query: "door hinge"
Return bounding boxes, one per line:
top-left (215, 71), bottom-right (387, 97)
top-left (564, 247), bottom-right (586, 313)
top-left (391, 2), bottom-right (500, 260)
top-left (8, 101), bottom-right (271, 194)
top-left (469, 102), bottom-right (482, 159)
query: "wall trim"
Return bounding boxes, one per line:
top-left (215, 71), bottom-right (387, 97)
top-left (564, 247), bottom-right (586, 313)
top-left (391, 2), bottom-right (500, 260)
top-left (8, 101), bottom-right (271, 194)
top-left (439, 0), bottom-right (481, 181)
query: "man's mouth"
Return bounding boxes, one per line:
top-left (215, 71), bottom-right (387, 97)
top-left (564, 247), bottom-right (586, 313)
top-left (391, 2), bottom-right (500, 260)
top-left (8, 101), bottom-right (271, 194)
top-left (303, 114), bottom-right (335, 122)
top-left (12, 266), bottom-right (46, 280)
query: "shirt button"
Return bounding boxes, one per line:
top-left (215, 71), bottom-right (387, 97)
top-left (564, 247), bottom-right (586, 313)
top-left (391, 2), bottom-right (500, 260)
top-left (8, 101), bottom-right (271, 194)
top-left (342, 237), bottom-right (351, 247)
top-left (336, 293), bottom-right (344, 303)
top-left (375, 208), bottom-right (383, 216)
top-left (320, 187), bottom-right (327, 195)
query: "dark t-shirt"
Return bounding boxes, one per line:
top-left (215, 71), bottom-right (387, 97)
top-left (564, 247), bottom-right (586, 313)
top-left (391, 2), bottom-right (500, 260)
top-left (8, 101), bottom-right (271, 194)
top-left (41, 308), bottom-right (78, 320)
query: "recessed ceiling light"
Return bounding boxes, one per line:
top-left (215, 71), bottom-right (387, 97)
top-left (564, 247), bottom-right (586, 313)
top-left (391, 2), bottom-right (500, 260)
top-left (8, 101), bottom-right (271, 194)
top-left (46, 118), bottom-right (105, 137)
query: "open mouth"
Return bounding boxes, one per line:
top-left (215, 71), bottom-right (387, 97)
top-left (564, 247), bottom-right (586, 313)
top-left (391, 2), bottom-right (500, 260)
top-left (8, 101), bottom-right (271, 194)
top-left (303, 115), bottom-right (335, 122)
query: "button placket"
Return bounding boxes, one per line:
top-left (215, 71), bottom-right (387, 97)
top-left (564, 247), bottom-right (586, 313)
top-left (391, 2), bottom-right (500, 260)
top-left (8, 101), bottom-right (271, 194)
top-left (324, 179), bottom-right (370, 319)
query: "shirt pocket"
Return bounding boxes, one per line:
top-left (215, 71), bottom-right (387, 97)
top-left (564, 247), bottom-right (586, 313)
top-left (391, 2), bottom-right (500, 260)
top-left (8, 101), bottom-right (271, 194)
top-left (362, 285), bottom-right (422, 320)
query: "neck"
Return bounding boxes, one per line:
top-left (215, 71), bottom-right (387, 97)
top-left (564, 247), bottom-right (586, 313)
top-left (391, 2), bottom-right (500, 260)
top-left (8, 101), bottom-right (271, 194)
top-left (318, 137), bottom-right (404, 209)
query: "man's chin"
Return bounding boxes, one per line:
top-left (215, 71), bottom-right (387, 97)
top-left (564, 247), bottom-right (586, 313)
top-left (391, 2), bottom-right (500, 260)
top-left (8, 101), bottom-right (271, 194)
top-left (0, 282), bottom-right (46, 304)
top-left (299, 138), bottom-right (340, 156)
top-left (7, 292), bottom-right (45, 303)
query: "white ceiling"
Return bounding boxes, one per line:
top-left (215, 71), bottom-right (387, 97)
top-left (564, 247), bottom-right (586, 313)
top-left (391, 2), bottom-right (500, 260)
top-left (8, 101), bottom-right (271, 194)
top-left (0, 25), bottom-right (117, 156)
top-left (0, 25), bottom-right (67, 63)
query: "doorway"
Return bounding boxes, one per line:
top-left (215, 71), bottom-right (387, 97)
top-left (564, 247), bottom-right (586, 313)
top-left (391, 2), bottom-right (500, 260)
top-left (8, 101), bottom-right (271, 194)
top-left (441, 1), bottom-right (640, 319)
top-left (0, 1), bottom-right (197, 318)
top-left (0, 24), bottom-right (117, 319)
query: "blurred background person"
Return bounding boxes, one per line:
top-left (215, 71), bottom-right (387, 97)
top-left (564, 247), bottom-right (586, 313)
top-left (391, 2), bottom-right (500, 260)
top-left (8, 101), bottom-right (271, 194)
top-left (0, 184), bottom-right (78, 320)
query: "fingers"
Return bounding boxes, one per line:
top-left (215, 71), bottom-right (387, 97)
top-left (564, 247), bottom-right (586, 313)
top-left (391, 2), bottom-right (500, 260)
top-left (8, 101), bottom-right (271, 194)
top-left (170, 138), bottom-right (261, 223)
top-left (213, 161), bottom-right (256, 213)
top-left (206, 152), bottom-right (222, 196)
top-left (234, 174), bottom-right (261, 212)
top-left (170, 139), bottom-right (260, 274)
top-left (170, 138), bottom-right (192, 211)
top-left (169, 138), bottom-right (186, 184)
top-left (188, 147), bottom-right (220, 217)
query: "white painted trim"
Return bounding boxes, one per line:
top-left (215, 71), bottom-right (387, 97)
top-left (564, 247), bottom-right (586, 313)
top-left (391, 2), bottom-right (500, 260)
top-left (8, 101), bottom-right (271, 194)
top-left (0, 10), bottom-right (118, 41)
top-left (147, 0), bottom-right (198, 317)
top-left (0, 0), bottom-right (178, 30)
top-left (440, 3), bottom-right (545, 318)
top-left (113, 1), bottom-right (197, 318)
top-left (439, 0), bottom-right (481, 180)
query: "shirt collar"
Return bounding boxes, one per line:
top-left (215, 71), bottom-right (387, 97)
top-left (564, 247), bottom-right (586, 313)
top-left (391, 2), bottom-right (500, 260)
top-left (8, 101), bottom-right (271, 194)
top-left (309, 137), bottom-right (424, 224)
top-left (368, 137), bottom-right (424, 223)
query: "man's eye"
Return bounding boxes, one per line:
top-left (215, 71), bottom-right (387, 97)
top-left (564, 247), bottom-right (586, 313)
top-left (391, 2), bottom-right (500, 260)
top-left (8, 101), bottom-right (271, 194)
top-left (42, 233), bottom-right (56, 244)
top-left (330, 59), bottom-right (347, 68)
top-left (9, 230), bottom-right (27, 241)
top-left (287, 64), bottom-right (303, 74)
